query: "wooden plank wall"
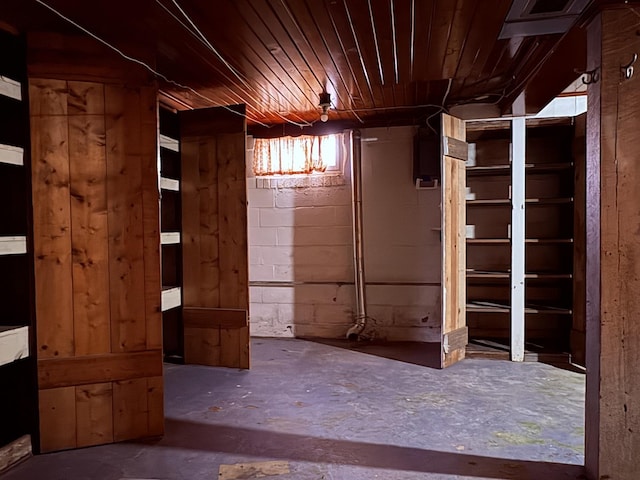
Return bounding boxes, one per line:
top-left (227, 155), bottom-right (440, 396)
top-left (180, 106), bottom-right (249, 369)
top-left (585, 8), bottom-right (640, 479)
top-left (29, 35), bottom-right (163, 452)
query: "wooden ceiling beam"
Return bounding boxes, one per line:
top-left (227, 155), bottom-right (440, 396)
top-left (521, 26), bottom-right (587, 115)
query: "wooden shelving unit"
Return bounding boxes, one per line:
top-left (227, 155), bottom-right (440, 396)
top-left (0, 30), bottom-right (36, 455)
top-left (159, 107), bottom-right (184, 362)
top-left (465, 118), bottom-right (578, 361)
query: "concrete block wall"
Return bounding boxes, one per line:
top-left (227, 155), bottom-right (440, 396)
top-left (247, 140), bottom-right (356, 336)
top-left (360, 127), bottom-right (441, 342)
top-left (247, 126), bottom-right (442, 342)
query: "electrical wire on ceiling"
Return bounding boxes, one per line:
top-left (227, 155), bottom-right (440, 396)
top-left (33, 0), bottom-right (271, 127)
top-left (425, 77), bottom-right (453, 134)
top-left (158, 0), bottom-right (313, 128)
top-left (162, 0), bottom-right (314, 128)
top-left (275, 0), bottom-right (365, 125)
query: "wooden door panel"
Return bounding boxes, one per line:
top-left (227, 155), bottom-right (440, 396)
top-left (30, 73), bottom-right (163, 453)
top-left (180, 106), bottom-right (250, 369)
top-left (440, 113), bottom-right (468, 368)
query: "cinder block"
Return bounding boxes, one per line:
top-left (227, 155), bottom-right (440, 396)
top-left (366, 285), bottom-right (440, 307)
top-left (248, 208), bottom-right (261, 227)
top-left (364, 245), bottom-right (441, 283)
top-left (262, 286), bottom-right (295, 304)
top-left (248, 264), bottom-right (275, 281)
top-left (249, 286), bottom-right (263, 303)
top-left (276, 303), bottom-right (314, 324)
top-left (248, 188), bottom-right (275, 207)
top-left (365, 305), bottom-right (393, 326)
top-left (273, 265), bottom-right (294, 281)
top-left (314, 304), bottom-right (354, 324)
top-left (293, 206), bottom-right (338, 226)
top-left (275, 186), bottom-right (352, 208)
top-left (334, 205), bottom-right (353, 226)
top-left (249, 302), bottom-right (278, 322)
top-left (281, 226), bottom-right (353, 246)
top-left (251, 321), bottom-right (295, 338)
top-left (249, 227), bottom-right (278, 246)
top-left (260, 246), bottom-right (294, 265)
top-left (294, 284), bottom-right (354, 305)
top-left (334, 284), bottom-right (356, 305)
top-left (277, 264), bottom-right (353, 283)
top-left (275, 227), bottom-right (294, 246)
top-left (249, 246), bottom-right (264, 266)
top-left (260, 207), bottom-right (295, 227)
top-left (293, 324), bottom-right (351, 339)
top-left (330, 174), bottom-right (347, 186)
top-left (392, 306), bottom-right (440, 327)
top-left (293, 245), bottom-right (353, 267)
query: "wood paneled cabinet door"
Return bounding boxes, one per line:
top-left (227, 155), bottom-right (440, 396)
top-left (440, 113), bottom-right (468, 368)
top-left (179, 106), bottom-right (250, 369)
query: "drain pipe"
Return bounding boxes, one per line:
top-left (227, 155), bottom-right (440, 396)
top-left (346, 129), bottom-right (367, 340)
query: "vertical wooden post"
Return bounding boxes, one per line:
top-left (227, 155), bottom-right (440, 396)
top-left (510, 117), bottom-right (526, 362)
top-left (585, 8), bottom-right (640, 479)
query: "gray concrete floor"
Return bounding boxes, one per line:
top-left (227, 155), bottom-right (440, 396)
top-left (2, 338), bottom-right (585, 480)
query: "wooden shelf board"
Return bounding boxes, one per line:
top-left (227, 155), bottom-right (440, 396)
top-left (161, 232), bottom-right (181, 245)
top-left (467, 301), bottom-right (510, 313)
top-left (467, 270), bottom-right (510, 279)
top-left (0, 144), bottom-right (23, 166)
top-left (467, 301), bottom-right (572, 315)
top-left (467, 197), bottom-right (573, 206)
top-left (525, 197), bottom-right (573, 205)
top-left (160, 176), bottom-right (180, 191)
top-left (526, 273), bottom-right (573, 279)
top-left (0, 236), bottom-right (27, 256)
top-left (466, 117), bottom-right (573, 132)
top-left (0, 76), bottom-right (21, 101)
top-left (0, 325), bottom-right (29, 367)
top-left (466, 238), bottom-right (573, 244)
top-left (466, 162), bottom-right (573, 176)
top-left (467, 270), bottom-right (572, 280)
top-left (161, 286), bottom-right (181, 312)
top-left (160, 134), bottom-right (179, 152)
top-left (0, 434), bottom-right (31, 475)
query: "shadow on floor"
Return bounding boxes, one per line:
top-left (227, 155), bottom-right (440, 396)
top-left (157, 418), bottom-right (585, 479)
top-left (301, 338), bottom-right (442, 369)
top-left (305, 337), bottom-right (586, 374)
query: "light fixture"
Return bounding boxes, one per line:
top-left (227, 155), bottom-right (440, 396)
top-left (319, 92), bottom-right (331, 122)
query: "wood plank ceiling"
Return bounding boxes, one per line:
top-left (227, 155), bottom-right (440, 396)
top-left (1, 0), bottom-right (591, 131)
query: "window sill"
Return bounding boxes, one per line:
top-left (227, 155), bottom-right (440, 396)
top-left (251, 173), bottom-right (346, 189)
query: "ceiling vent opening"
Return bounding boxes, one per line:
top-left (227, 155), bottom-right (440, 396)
top-left (499, 0), bottom-right (592, 39)
top-left (529, 0), bottom-right (572, 15)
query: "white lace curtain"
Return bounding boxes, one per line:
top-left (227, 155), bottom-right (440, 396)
top-left (253, 135), bottom-right (333, 175)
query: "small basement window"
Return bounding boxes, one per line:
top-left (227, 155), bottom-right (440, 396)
top-left (252, 133), bottom-right (342, 176)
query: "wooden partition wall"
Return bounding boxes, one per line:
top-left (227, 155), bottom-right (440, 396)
top-left (28, 34), bottom-right (163, 453)
top-left (180, 106), bottom-right (250, 369)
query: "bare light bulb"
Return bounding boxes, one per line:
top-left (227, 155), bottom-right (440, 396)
top-left (318, 91), bottom-right (331, 123)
